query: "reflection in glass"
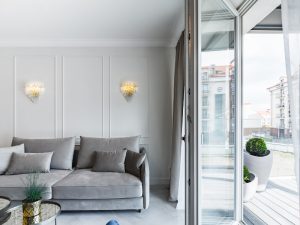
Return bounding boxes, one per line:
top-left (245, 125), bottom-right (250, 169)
top-left (200, 0), bottom-right (236, 224)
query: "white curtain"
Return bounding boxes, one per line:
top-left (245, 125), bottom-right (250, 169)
top-left (169, 32), bottom-right (185, 202)
top-left (282, 0), bottom-right (300, 190)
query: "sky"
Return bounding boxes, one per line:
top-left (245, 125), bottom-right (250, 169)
top-left (243, 33), bottom-right (286, 112)
top-left (201, 33), bottom-right (286, 113)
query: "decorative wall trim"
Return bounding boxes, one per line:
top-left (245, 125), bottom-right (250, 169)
top-left (101, 57), bottom-right (104, 137)
top-left (108, 56), bottom-right (111, 137)
top-left (62, 55), bottom-right (104, 138)
top-left (13, 56), bottom-right (17, 137)
top-left (0, 48), bottom-right (173, 183)
top-left (0, 39), bottom-right (177, 48)
top-left (62, 56), bottom-right (65, 138)
top-left (13, 55), bottom-right (57, 138)
top-left (54, 56), bottom-right (58, 138)
top-left (108, 56), bottom-right (150, 138)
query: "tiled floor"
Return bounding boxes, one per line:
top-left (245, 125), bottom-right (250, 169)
top-left (55, 189), bottom-right (185, 225)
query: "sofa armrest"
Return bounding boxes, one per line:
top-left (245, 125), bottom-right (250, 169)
top-left (140, 147), bottom-right (150, 209)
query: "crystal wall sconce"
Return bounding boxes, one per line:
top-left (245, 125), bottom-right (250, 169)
top-left (120, 81), bottom-right (138, 97)
top-left (25, 81), bottom-right (45, 103)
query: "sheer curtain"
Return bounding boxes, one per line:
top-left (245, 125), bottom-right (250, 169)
top-left (169, 32), bottom-right (185, 202)
top-left (282, 0), bottom-right (300, 190)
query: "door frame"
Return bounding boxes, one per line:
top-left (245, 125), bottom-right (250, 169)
top-left (185, 0), bottom-right (244, 224)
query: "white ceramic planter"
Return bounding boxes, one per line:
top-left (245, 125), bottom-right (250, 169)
top-left (243, 173), bottom-right (258, 202)
top-left (244, 150), bottom-right (273, 192)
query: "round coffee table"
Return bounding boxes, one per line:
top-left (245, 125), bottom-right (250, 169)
top-left (1, 201), bottom-right (61, 225)
top-left (0, 196), bottom-right (11, 217)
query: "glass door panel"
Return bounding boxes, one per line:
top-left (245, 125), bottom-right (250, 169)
top-left (200, 0), bottom-right (236, 224)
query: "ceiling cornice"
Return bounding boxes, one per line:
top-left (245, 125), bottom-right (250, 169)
top-left (0, 38), bottom-right (177, 48)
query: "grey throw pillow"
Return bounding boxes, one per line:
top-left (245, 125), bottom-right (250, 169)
top-left (5, 152), bottom-right (53, 175)
top-left (77, 136), bottom-right (140, 169)
top-left (92, 149), bottom-right (127, 173)
top-left (12, 137), bottom-right (75, 170)
top-left (0, 144), bottom-right (25, 174)
top-left (125, 149), bottom-right (146, 177)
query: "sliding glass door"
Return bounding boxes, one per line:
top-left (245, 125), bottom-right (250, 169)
top-left (199, 0), bottom-right (237, 224)
top-left (186, 0), bottom-right (241, 224)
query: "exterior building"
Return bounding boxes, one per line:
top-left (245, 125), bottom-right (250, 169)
top-left (243, 103), bottom-right (271, 137)
top-left (200, 64), bottom-right (234, 145)
top-left (268, 77), bottom-right (292, 138)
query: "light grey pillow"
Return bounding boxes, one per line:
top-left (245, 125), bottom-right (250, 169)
top-left (77, 136), bottom-right (140, 169)
top-left (0, 144), bottom-right (25, 174)
top-left (5, 152), bottom-right (53, 175)
top-left (125, 149), bottom-right (146, 177)
top-left (92, 149), bottom-right (127, 173)
top-left (12, 137), bottom-right (75, 170)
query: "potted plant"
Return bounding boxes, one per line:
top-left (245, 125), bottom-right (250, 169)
top-left (244, 137), bottom-right (273, 191)
top-left (22, 173), bottom-right (47, 218)
top-left (243, 166), bottom-right (257, 202)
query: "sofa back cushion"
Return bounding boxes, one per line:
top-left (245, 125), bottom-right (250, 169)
top-left (5, 152), bottom-right (53, 175)
top-left (0, 144), bottom-right (24, 174)
top-left (12, 137), bottom-right (75, 170)
top-left (77, 136), bottom-right (140, 169)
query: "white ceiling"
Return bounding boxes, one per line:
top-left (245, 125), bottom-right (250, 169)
top-left (0, 0), bottom-right (184, 47)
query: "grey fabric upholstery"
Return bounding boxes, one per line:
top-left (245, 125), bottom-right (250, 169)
top-left (0, 170), bottom-right (71, 200)
top-left (125, 149), bottom-right (146, 177)
top-left (140, 148), bottom-right (150, 209)
top-left (12, 137), bottom-right (76, 170)
top-left (52, 169), bottom-right (142, 200)
top-left (92, 150), bottom-right (127, 173)
top-left (0, 144), bottom-right (24, 175)
top-left (77, 136), bottom-right (140, 169)
top-left (0, 144), bottom-right (149, 211)
top-left (54, 198), bottom-right (143, 211)
top-left (6, 152), bottom-right (53, 175)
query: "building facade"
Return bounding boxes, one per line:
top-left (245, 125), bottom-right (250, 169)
top-left (268, 77), bottom-right (292, 138)
top-left (200, 64), bottom-right (234, 146)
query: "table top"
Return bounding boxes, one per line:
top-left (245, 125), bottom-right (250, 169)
top-left (0, 197), bottom-right (11, 215)
top-left (0, 201), bottom-right (61, 225)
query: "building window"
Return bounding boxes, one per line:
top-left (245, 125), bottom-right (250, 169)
top-left (202, 120), bottom-right (208, 132)
top-left (202, 109), bottom-right (208, 119)
top-left (203, 84), bottom-right (209, 93)
top-left (215, 94), bottom-right (225, 144)
top-left (202, 96), bottom-right (208, 106)
top-left (202, 72), bottom-right (208, 80)
top-left (215, 94), bottom-right (224, 119)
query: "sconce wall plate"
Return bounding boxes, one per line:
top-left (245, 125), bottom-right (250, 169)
top-left (25, 81), bottom-right (45, 103)
top-left (120, 81), bottom-right (138, 97)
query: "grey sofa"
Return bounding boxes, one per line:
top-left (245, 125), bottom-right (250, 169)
top-left (0, 138), bottom-right (150, 211)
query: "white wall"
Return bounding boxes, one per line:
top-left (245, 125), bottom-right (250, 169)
top-left (0, 47), bottom-right (175, 185)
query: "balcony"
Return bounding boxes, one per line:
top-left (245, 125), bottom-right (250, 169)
top-left (244, 177), bottom-right (299, 225)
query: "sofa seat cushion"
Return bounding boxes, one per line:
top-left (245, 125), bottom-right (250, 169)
top-left (52, 169), bottom-right (142, 200)
top-left (0, 170), bottom-right (72, 200)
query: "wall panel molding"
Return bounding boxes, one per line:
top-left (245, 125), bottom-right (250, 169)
top-left (62, 55), bottom-right (104, 138)
top-left (14, 55), bottom-right (57, 138)
top-left (13, 56), bottom-right (17, 137)
top-left (0, 47), bottom-right (174, 184)
top-left (109, 55), bottom-right (150, 138)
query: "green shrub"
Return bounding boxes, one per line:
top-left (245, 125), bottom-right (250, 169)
top-left (243, 166), bottom-right (251, 183)
top-left (23, 173), bottom-right (47, 202)
top-left (246, 137), bottom-right (268, 156)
